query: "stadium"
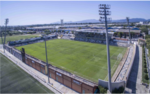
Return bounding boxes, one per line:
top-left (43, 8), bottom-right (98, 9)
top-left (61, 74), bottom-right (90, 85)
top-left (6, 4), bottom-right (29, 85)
top-left (5, 31), bottom-right (130, 93)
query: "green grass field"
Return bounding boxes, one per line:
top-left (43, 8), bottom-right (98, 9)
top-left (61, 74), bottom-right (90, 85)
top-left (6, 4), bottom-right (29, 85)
top-left (0, 53), bottom-right (53, 93)
top-left (16, 39), bottom-right (127, 82)
top-left (0, 34), bottom-right (40, 44)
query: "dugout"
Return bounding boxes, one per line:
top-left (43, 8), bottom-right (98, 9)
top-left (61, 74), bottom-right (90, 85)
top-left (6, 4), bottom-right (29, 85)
top-left (56, 72), bottom-right (63, 84)
top-left (49, 68), bottom-right (56, 80)
top-left (72, 79), bottom-right (82, 92)
top-left (63, 75), bottom-right (72, 88)
top-left (48, 65), bottom-right (99, 93)
top-left (25, 54), bottom-right (46, 74)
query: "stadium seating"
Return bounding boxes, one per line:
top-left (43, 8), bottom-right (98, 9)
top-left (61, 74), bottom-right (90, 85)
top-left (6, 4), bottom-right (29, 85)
top-left (74, 32), bottom-right (108, 44)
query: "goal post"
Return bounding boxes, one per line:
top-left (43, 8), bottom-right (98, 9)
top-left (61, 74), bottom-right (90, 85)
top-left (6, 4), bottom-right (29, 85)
top-left (117, 53), bottom-right (123, 61)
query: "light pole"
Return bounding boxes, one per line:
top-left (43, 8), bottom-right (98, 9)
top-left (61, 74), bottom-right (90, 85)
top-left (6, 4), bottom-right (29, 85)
top-left (126, 17), bottom-right (131, 44)
top-left (3, 18), bottom-right (9, 53)
top-left (43, 35), bottom-right (50, 83)
top-left (0, 28), bottom-right (4, 46)
top-left (99, 4), bottom-right (112, 92)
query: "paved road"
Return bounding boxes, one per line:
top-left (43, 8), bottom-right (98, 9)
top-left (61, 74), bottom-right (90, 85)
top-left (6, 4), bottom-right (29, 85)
top-left (125, 45), bottom-right (148, 93)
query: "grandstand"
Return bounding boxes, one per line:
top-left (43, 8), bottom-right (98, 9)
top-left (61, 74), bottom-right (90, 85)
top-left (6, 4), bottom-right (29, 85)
top-left (74, 31), bottom-right (110, 43)
top-left (8, 35), bottom-right (57, 46)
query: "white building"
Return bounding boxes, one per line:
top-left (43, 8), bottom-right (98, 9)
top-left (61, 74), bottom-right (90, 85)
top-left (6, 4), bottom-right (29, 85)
top-left (139, 21), bottom-right (144, 25)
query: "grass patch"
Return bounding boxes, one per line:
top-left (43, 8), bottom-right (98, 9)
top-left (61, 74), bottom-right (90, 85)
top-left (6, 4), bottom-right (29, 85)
top-left (16, 39), bottom-right (127, 82)
top-left (0, 34), bottom-right (40, 44)
top-left (0, 53), bottom-right (53, 93)
top-left (142, 45), bottom-right (149, 84)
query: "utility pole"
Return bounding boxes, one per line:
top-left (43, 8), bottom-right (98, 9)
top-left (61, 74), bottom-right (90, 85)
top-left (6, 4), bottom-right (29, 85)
top-left (0, 28), bottom-right (4, 45)
top-left (126, 17), bottom-right (131, 44)
top-left (43, 35), bottom-right (50, 83)
top-left (2, 18), bottom-right (9, 53)
top-left (99, 4), bottom-right (112, 92)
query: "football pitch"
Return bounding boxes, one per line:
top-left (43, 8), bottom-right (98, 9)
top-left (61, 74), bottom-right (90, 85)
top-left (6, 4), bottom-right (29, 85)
top-left (16, 39), bottom-right (127, 82)
top-left (0, 53), bottom-right (53, 93)
top-left (0, 34), bottom-right (39, 44)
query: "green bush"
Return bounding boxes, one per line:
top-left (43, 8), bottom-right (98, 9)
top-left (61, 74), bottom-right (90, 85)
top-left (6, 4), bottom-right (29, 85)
top-left (112, 86), bottom-right (124, 93)
top-left (118, 86), bottom-right (124, 93)
top-left (145, 74), bottom-right (149, 80)
top-left (112, 88), bottom-right (118, 93)
top-left (144, 65), bottom-right (147, 68)
top-left (99, 85), bottom-right (107, 93)
top-left (9, 33), bottom-right (12, 36)
top-left (144, 69), bottom-right (148, 73)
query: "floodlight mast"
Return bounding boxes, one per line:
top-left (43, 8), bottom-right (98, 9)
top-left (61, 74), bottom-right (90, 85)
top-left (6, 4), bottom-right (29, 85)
top-left (43, 35), bottom-right (50, 84)
top-left (99, 4), bottom-right (112, 93)
top-left (3, 18), bottom-right (9, 53)
top-left (126, 17), bottom-right (131, 44)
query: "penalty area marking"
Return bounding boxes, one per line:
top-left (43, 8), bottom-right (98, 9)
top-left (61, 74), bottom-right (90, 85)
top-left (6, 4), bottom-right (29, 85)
top-left (104, 48), bottom-right (126, 81)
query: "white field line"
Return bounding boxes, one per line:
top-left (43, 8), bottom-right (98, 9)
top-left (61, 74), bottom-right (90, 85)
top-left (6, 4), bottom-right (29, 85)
top-left (35, 82), bottom-right (49, 93)
top-left (49, 46), bottom-right (126, 82)
top-left (50, 44), bottom-right (104, 71)
top-left (47, 46), bottom-right (106, 81)
top-left (104, 48), bottom-right (126, 81)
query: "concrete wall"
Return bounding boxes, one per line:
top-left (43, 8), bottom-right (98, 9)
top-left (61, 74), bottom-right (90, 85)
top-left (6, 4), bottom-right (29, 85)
top-left (124, 44), bottom-right (137, 84)
top-left (98, 44), bottom-right (136, 91)
top-left (98, 79), bottom-right (125, 90)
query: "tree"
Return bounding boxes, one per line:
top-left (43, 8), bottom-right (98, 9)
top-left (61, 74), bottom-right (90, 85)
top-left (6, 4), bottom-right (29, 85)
top-left (118, 32), bottom-right (122, 38)
top-left (131, 32), bottom-right (133, 39)
top-left (78, 27), bottom-right (81, 29)
top-left (144, 69), bottom-right (147, 73)
top-left (114, 32), bottom-right (117, 36)
top-left (131, 23), bottom-right (134, 26)
top-left (9, 33), bottom-right (12, 36)
top-left (71, 31), bottom-right (74, 34)
top-left (137, 25), bottom-right (141, 28)
top-left (145, 74), bottom-right (149, 80)
top-left (118, 32), bottom-right (120, 37)
top-left (44, 29), bottom-right (49, 32)
top-left (141, 26), bottom-right (148, 34)
top-left (120, 32), bottom-right (123, 38)
top-left (124, 33), bottom-right (126, 38)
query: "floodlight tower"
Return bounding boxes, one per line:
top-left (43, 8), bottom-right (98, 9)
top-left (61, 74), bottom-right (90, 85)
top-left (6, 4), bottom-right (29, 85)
top-left (126, 17), bottom-right (131, 44)
top-left (99, 4), bottom-right (112, 92)
top-left (42, 35), bottom-right (50, 83)
top-left (3, 18), bottom-right (9, 53)
top-left (61, 19), bottom-right (63, 26)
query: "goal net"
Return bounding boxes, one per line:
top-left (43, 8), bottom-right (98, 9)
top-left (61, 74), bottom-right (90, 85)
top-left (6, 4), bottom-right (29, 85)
top-left (117, 53), bottom-right (123, 61)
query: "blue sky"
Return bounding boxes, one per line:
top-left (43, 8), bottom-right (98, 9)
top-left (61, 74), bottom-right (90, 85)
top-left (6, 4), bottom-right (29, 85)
top-left (0, 1), bottom-right (150, 25)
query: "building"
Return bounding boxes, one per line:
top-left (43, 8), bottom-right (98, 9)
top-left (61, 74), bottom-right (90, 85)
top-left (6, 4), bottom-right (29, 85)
top-left (61, 19), bottom-right (63, 26)
top-left (148, 29), bottom-right (150, 35)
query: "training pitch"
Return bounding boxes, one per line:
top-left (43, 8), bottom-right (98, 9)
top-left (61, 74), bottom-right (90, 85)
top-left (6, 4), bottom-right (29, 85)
top-left (16, 39), bottom-right (127, 82)
top-left (0, 53), bottom-right (53, 93)
top-left (0, 34), bottom-right (39, 44)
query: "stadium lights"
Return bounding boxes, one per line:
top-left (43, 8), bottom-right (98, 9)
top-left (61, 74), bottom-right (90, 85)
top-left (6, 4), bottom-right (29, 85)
top-left (42, 35), bottom-right (50, 84)
top-left (99, 4), bottom-right (112, 92)
top-left (3, 18), bottom-right (9, 53)
top-left (126, 17), bottom-right (131, 44)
